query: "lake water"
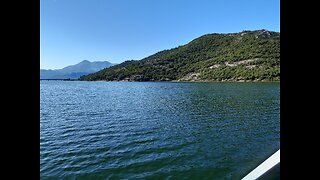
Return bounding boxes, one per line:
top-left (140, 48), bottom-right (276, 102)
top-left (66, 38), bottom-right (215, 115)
top-left (40, 81), bottom-right (280, 179)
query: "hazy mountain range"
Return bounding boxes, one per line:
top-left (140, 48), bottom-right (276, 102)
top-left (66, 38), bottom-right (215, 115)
top-left (40, 60), bottom-right (114, 79)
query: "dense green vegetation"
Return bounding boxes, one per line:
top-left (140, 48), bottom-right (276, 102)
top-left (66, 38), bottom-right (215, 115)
top-left (80, 30), bottom-right (280, 82)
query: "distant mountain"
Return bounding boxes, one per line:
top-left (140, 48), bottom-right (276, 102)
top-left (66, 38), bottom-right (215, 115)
top-left (40, 60), bottom-right (115, 79)
top-left (80, 30), bottom-right (280, 82)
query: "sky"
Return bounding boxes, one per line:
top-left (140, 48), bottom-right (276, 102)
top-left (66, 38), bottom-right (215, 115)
top-left (40, 0), bottom-right (280, 70)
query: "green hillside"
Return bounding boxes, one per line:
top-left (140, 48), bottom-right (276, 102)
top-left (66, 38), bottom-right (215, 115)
top-left (80, 30), bottom-right (280, 82)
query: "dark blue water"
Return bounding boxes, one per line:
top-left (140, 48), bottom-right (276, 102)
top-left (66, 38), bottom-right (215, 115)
top-left (40, 81), bottom-right (280, 179)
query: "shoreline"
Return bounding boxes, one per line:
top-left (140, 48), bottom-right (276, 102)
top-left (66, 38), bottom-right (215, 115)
top-left (41, 79), bottom-right (280, 83)
top-left (75, 79), bottom-right (280, 83)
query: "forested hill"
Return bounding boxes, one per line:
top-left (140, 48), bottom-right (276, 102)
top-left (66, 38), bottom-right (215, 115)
top-left (80, 30), bottom-right (280, 82)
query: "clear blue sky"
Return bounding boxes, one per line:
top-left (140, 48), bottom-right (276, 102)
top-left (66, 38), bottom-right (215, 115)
top-left (40, 0), bottom-right (280, 69)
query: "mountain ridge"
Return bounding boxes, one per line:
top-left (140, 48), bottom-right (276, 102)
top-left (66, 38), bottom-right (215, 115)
top-left (40, 60), bottom-right (115, 79)
top-left (80, 29), bottom-right (280, 82)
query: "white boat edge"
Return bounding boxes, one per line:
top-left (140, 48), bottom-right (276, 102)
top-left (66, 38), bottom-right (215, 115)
top-left (242, 149), bottom-right (280, 180)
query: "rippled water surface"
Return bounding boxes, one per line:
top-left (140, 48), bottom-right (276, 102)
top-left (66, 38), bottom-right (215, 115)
top-left (40, 81), bottom-right (280, 179)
